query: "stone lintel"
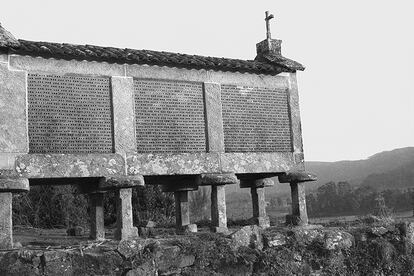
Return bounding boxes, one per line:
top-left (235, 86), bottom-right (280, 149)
top-left (0, 192), bottom-right (13, 249)
top-left (15, 154), bottom-right (126, 178)
top-left (203, 82), bottom-right (224, 152)
top-left (0, 178), bottom-right (29, 192)
top-left (197, 173), bottom-right (238, 186)
top-left (278, 171), bottom-right (317, 184)
top-left (111, 76), bottom-right (137, 154)
top-left (115, 188), bottom-right (138, 240)
top-left (220, 152), bottom-right (295, 174)
top-left (126, 152), bottom-right (221, 176)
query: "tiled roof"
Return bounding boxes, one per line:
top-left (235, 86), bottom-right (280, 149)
top-left (0, 25), bottom-right (304, 75)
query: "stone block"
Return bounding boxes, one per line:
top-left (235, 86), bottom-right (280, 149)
top-left (278, 171), bottom-right (317, 183)
top-left (211, 185), bottom-right (227, 230)
top-left (203, 82), bottom-right (225, 152)
top-left (263, 231), bottom-right (287, 248)
top-left (177, 224), bottom-right (198, 234)
top-left (230, 225), bottom-right (263, 250)
top-left (98, 175), bottom-right (144, 190)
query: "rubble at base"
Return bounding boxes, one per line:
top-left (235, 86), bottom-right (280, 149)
top-left (1, 221), bottom-right (414, 275)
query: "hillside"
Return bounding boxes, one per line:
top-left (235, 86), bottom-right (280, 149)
top-left (304, 147), bottom-right (414, 191)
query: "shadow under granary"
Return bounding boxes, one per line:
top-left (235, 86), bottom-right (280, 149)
top-left (0, 12), bottom-right (316, 249)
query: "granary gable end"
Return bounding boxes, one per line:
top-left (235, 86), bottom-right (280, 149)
top-left (0, 12), bottom-right (315, 250)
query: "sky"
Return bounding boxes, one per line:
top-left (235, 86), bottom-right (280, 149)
top-left (1, 0), bottom-right (413, 161)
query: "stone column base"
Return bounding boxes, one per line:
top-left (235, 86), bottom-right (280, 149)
top-left (177, 224), bottom-right (198, 234)
top-left (253, 216), bottom-right (270, 229)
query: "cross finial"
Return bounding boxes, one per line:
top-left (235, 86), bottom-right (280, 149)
top-left (265, 11), bottom-right (274, 40)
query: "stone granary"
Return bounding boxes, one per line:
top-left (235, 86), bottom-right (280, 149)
top-left (0, 13), bottom-right (315, 249)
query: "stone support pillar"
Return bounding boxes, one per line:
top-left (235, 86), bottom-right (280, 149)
top-left (0, 192), bottom-right (13, 249)
top-left (279, 171), bottom-right (317, 226)
top-left (198, 173), bottom-right (238, 233)
top-left (240, 177), bottom-right (273, 229)
top-left (174, 191), bottom-right (191, 231)
top-left (161, 179), bottom-right (198, 234)
top-left (89, 192), bottom-right (105, 240)
top-left (211, 185), bottom-right (227, 232)
top-left (115, 188), bottom-right (138, 240)
top-left (287, 182), bottom-right (308, 225)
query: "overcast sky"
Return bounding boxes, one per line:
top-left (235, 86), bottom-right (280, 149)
top-left (1, 1), bottom-right (413, 161)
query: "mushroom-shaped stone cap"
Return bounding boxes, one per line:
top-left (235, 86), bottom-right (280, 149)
top-left (0, 178), bottom-right (29, 192)
top-left (278, 171), bottom-right (317, 183)
top-left (197, 173), bottom-right (239, 186)
top-left (98, 175), bottom-right (144, 191)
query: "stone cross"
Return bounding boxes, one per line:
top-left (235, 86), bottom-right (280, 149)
top-left (265, 11), bottom-right (274, 40)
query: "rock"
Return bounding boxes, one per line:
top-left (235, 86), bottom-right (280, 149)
top-left (291, 227), bottom-right (324, 246)
top-left (117, 239), bottom-right (155, 259)
top-left (263, 231), bottom-right (287, 248)
top-left (322, 230), bottom-right (354, 251)
top-left (66, 226), bottom-right (84, 236)
top-left (153, 245), bottom-right (195, 274)
top-left (126, 261), bottom-right (157, 276)
top-left (230, 225), bottom-right (263, 250)
top-left (178, 224), bottom-right (197, 234)
top-left (146, 220), bottom-right (157, 228)
top-left (398, 222), bottom-right (414, 244)
top-left (370, 226), bottom-right (388, 237)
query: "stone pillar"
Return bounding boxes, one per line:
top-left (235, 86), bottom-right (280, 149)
top-left (198, 173), bottom-right (238, 233)
top-left (211, 185), bottom-right (227, 233)
top-left (287, 182), bottom-right (308, 226)
top-left (240, 177), bottom-right (273, 229)
top-left (89, 192), bottom-right (105, 240)
top-left (278, 171), bottom-right (317, 226)
top-left (115, 188), bottom-right (138, 240)
top-left (0, 192), bottom-right (12, 249)
top-left (173, 190), bottom-right (197, 233)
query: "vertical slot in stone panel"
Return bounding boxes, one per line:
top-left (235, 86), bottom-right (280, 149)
top-left (134, 79), bottom-right (206, 153)
top-left (221, 84), bottom-right (292, 152)
top-left (27, 74), bottom-right (114, 153)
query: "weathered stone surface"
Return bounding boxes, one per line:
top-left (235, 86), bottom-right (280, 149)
top-left (322, 230), bottom-right (354, 251)
top-left (15, 154), bottom-right (126, 178)
top-left (153, 245), bottom-right (195, 274)
top-left (0, 62), bottom-right (28, 153)
top-left (126, 263), bottom-right (157, 276)
top-left (278, 170), bottom-right (317, 183)
top-left (287, 73), bottom-right (305, 159)
top-left (198, 173), bottom-right (238, 186)
top-left (203, 82), bottom-right (225, 152)
top-left (220, 152), bottom-right (295, 173)
top-left (127, 153), bottom-right (220, 175)
top-left (115, 188), bottom-right (139, 240)
top-left (0, 153), bottom-right (20, 170)
top-left (174, 191), bottom-right (194, 234)
top-left (117, 239), bottom-right (154, 259)
top-left (0, 178), bottom-right (29, 192)
top-left (178, 224), bottom-right (198, 234)
top-left (211, 185), bottom-right (228, 231)
top-left (251, 187), bottom-right (270, 229)
top-left (112, 76), bottom-right (137, 154)
top-left (263, 231), bottom-right (287, 248)
top-left (289, 182), bottom-right (308, 225)
top-left (98, 175), bottom-right (145, 190)
top-left (230, 225), bottom-right (263, 250)
top-left (399, 222), bottom-right (414, 245)
top-left (89, 193), bottom-right (105, 240)
top-left (0, 192), bottom-right (12, 249)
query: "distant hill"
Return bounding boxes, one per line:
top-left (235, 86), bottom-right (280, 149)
top-left (304, 147), bottom-right (414, 191)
